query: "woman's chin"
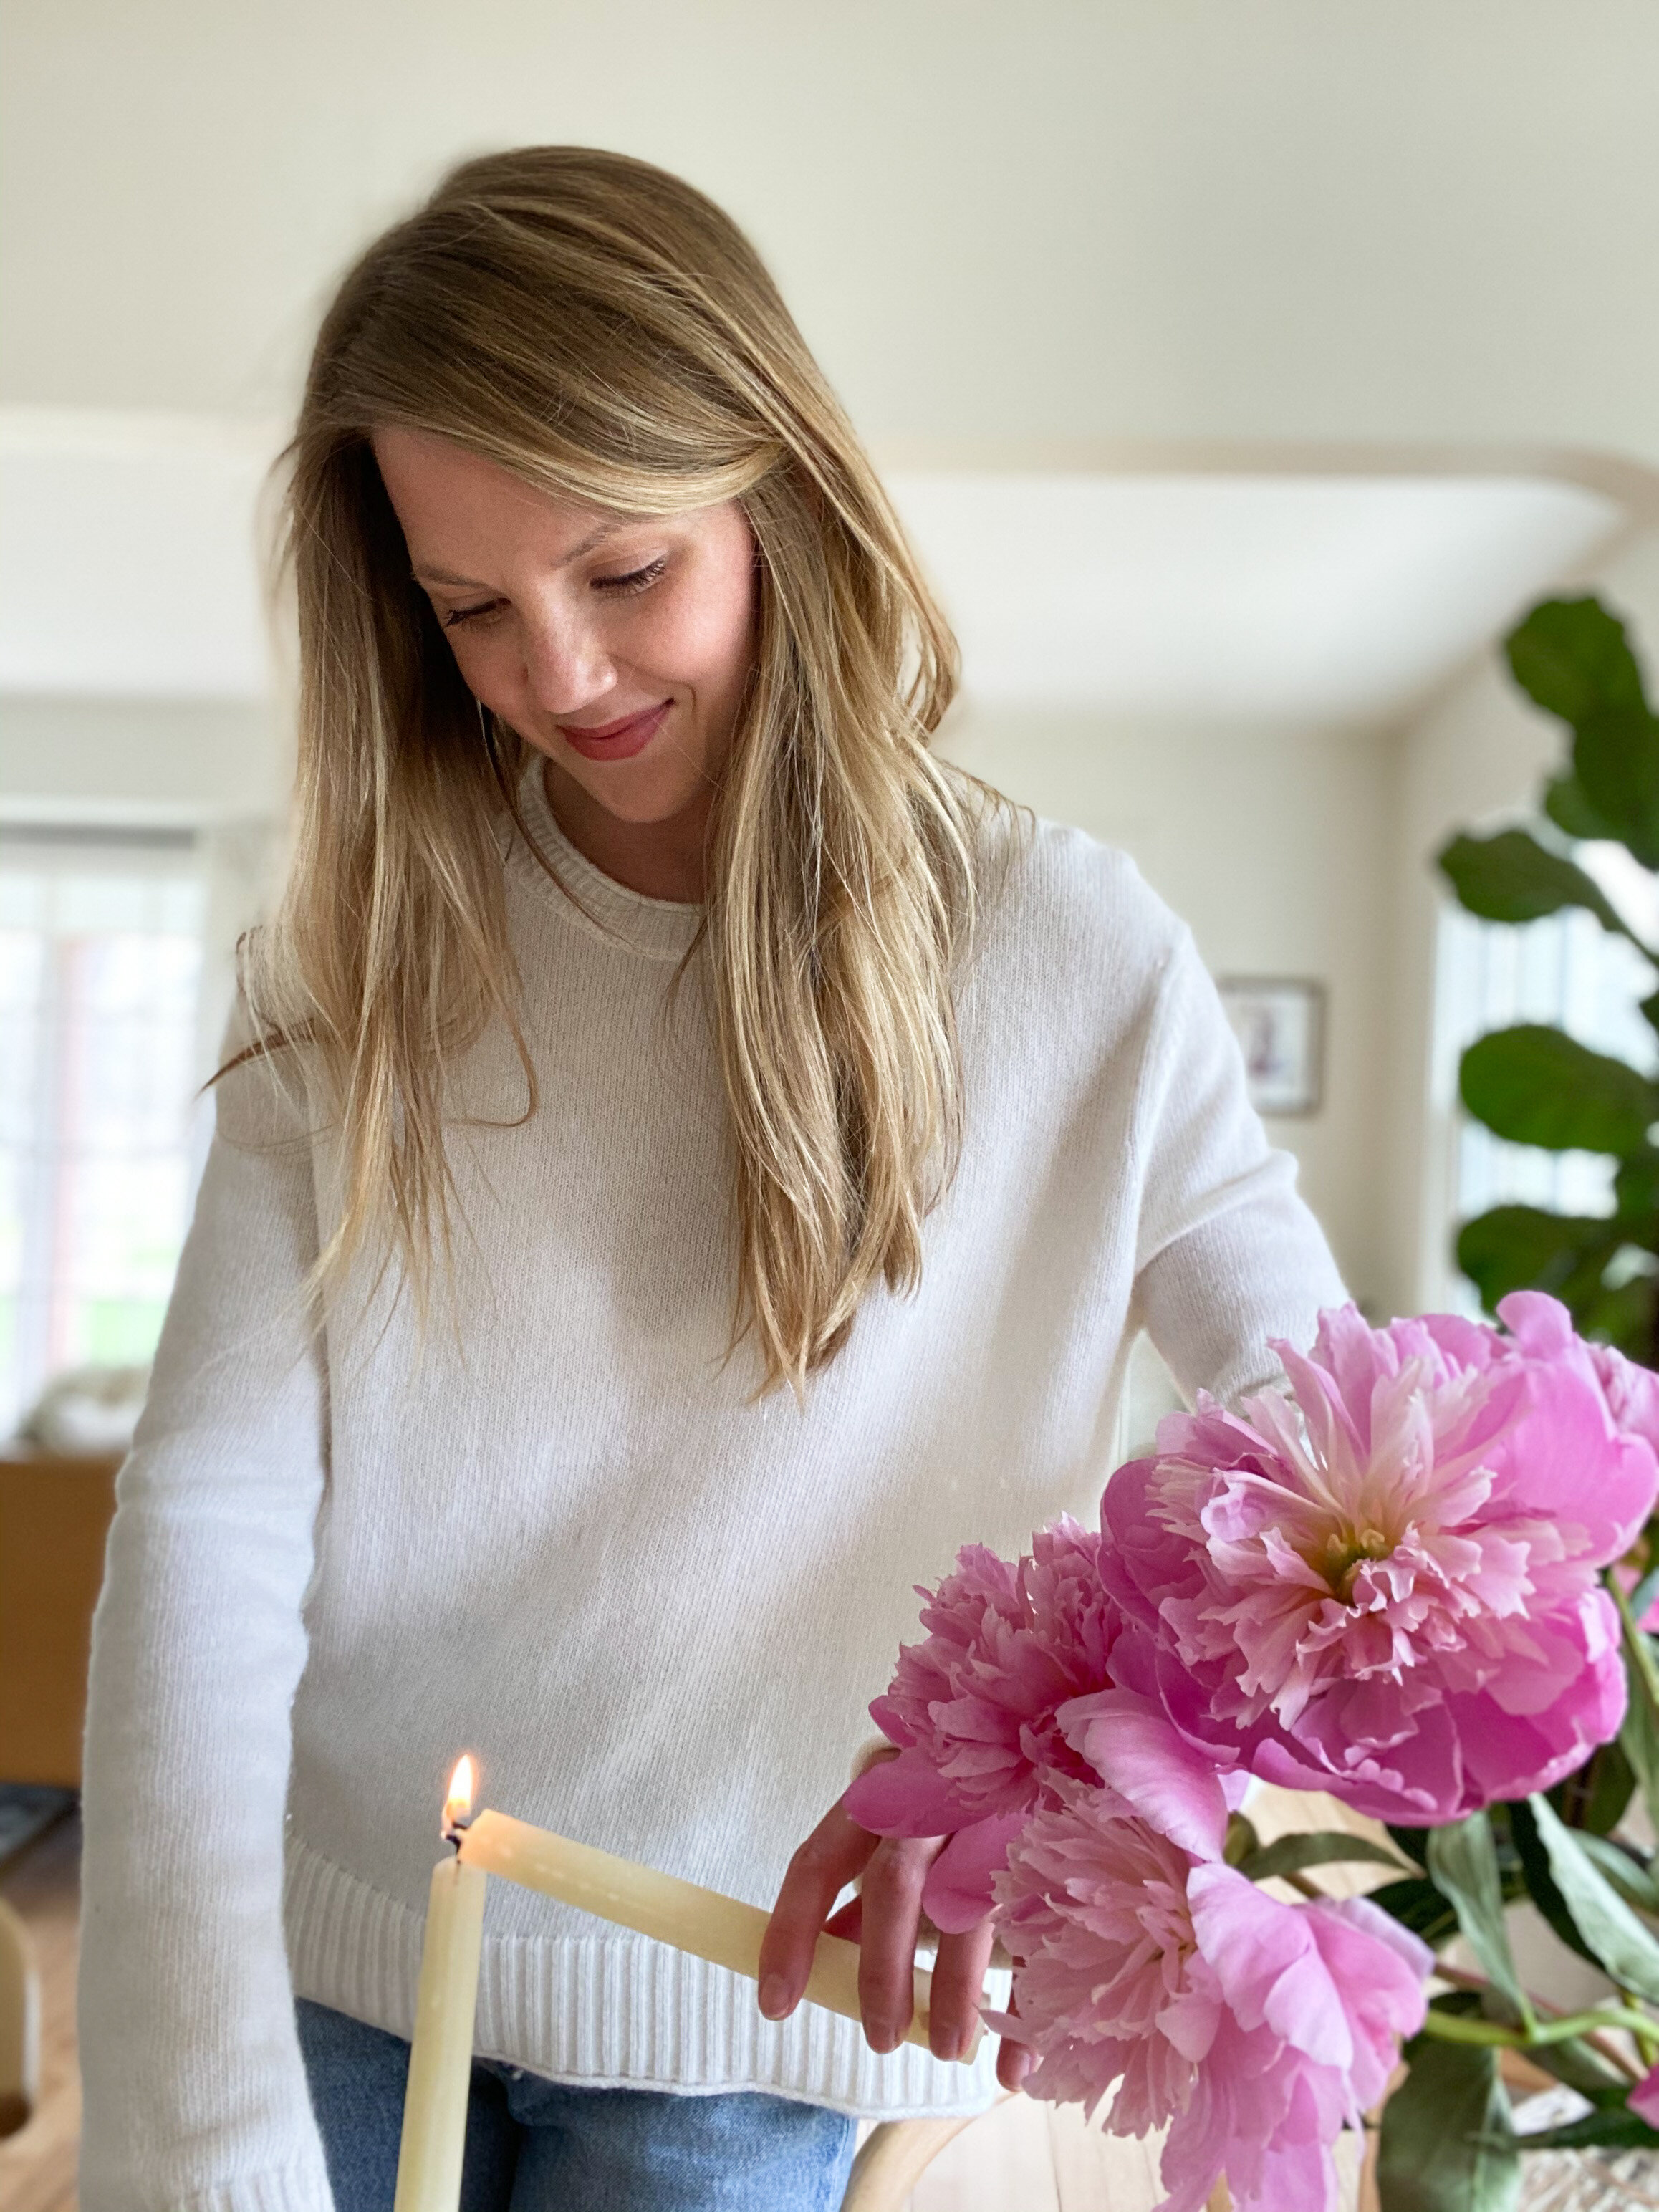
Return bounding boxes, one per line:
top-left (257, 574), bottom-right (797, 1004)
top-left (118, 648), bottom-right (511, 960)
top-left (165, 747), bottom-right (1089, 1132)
top-left (542, 749), bottom-right (712, 834)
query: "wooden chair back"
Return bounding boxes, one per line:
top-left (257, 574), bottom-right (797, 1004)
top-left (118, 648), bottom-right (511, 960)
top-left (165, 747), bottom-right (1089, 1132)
top-left (0, 1894), bottom-right (38, 2138)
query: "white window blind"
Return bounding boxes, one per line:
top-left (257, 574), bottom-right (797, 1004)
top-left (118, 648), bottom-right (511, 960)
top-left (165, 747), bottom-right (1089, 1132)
top-left (1432, 841), bottom-right (1658, 1311)
top-left (0, 830), bottom-right (206, 1436)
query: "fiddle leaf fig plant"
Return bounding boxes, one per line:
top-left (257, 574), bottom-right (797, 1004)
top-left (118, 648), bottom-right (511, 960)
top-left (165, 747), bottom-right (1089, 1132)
top-left (1438, 595), bottom-right (1659, 1364)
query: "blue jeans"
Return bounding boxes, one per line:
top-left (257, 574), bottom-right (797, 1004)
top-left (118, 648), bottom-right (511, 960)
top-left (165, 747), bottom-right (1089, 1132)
top-left (297, 2000), bottom-right (857, 2211)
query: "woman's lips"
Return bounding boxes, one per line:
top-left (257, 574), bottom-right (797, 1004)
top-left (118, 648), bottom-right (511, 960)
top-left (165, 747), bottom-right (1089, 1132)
top-left (556, 701), bottom-right (672, 761)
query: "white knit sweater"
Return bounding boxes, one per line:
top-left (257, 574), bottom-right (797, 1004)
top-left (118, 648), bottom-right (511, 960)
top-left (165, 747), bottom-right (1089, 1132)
top-left (77, 776), bottom-right (1345, 2212)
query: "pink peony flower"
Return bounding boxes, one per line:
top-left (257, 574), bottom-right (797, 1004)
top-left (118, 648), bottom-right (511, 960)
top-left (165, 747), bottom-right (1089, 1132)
top-left (1631, 2059), bottom-right (1659, 2130)
top-left (1582, 1327), bottom-right (1659, 1458)
top-left (984, 1702), bottom-right (1430, 2212)
top-left (1100, 1297), bottom-right (1658, 1823)
top-left (845, 1516), bottom-right (1121, 1929)
top-left (1580, 1321), bottom-right (1659, 1629)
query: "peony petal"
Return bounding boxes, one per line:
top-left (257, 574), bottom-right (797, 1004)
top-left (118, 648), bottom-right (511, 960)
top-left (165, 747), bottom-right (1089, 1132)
top-left (1631, 2061), bottom-right (1659, 2129)
top-left (1187, 1864), bottom-right (1353, 2068)
top-left (845, 1747), bottom-right (973, 1838)
top-left (1059, 1688), bottom-right (1233, 1860)
top-left (921, 1809), bottom-right (1030, 1931)
top-left (1495, 1289), bottom-right (1576, 1357)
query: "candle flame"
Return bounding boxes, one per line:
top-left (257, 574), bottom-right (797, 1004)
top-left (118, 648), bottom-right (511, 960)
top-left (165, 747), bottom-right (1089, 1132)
top-left (443, 1754), bottom-right (476, 1835)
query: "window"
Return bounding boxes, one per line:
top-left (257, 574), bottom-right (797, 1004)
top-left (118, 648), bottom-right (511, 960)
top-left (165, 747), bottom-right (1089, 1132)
top-left (0, 830), bottom-right (207, 1436)
top-left (1432, 842), bottom-right (1657, 1313)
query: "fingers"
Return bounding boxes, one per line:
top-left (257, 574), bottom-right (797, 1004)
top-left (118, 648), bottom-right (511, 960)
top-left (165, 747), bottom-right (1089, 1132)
top-left (855, 1833), bottom-right (939, 2052)
top-left (926, 1917), bottom-right (996, 2063)
top-left (822, 1895), bottom-right (862, 1942)
top-left (996, 1992), bottom-right (1032, 2092)
top-left (759, 1799), bottom-right (880, 2024)
top-left (761, 1794), bottom-right (1010, 2070)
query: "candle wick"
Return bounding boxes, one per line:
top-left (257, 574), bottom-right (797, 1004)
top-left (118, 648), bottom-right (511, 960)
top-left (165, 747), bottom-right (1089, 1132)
top-left (443, 1812), bottom-right (474, 1851)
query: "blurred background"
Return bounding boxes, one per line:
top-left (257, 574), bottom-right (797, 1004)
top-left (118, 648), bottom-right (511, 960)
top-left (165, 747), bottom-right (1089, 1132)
top-left (5, 0), bottom-right (1659, 1441)
top-left (4, 4), bottom-right (1659, 2198)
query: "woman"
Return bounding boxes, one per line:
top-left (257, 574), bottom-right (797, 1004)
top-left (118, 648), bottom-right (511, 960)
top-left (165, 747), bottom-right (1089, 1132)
top-left (78, 147), bottom-right (1344, 2211)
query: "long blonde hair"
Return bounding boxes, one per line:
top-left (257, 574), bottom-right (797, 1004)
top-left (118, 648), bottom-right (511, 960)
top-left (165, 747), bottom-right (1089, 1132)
top-left (251, 145), bottom-right (999, 1393)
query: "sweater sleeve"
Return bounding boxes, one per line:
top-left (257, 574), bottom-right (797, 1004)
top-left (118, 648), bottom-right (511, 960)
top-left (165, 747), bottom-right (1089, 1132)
top-left (1129, 926), bottom-right (1347, 1408)
top-left (77, 1030), bottom-right (335, 2212)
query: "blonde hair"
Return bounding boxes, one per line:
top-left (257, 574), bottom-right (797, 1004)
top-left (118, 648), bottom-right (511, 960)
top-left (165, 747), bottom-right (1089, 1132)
top-left (250, 145), bottom-right (1000, 1393)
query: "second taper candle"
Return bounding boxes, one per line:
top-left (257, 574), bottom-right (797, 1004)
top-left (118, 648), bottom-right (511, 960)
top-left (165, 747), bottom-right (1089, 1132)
top-left (457, 1808), bottom-right (973, 2059)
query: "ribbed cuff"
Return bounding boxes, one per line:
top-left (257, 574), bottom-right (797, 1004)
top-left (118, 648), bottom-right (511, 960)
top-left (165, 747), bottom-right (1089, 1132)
top-left (80, 2158), bottom-right (335, 2212)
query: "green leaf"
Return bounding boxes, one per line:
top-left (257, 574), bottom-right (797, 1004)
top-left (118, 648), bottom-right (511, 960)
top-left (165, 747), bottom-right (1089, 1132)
top-left (1438, 828), bottom-right (1629, 933)
top-left (1509, 1798), bottom-right (1605, 1971)
top-left (1460, 1026), bottom-right (1658, 1154)
top-left (1528, 1794), bottom-right (1659, 2002)
top-left (1615, 1150), bottom-right (1659, 1221)
top-left (1376, 2035), bottom-right (1519, 2212)
top-left (1548, 1736), bottom-right (1637, 1837)
top-left (1427, 1815), bottom-right (1531, 2024)
top-left (1505, 2105), bottom-right (1659, 2152)
top-left (1234, 1830), bottom-right (1413, 1884)
top-left (1575, 704), bottom-right (1659, 870)
top-left (1576, 1268), bottom-right (1659, 1359)
top-left (1388, 1824), bottom-right (1431, 1867)
top-left (1456, 1206), bottom-right (1620, 1312)
top-left (1575, 1831), bottom-right (1659, 1917)
top-left (1520, 2032), bottom-right (1632, 2099)
top-left (1371, 1875), bottom-right (1461, 1948)
top-left (1544, 771), bottom-right (1620, 841)
top-left (1506, 596), bottom-right (1649, 727)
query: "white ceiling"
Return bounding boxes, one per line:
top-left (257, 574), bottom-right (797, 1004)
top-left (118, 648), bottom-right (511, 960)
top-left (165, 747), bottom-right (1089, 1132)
top-left (0, 409), bottom-right (1630, 727)
top-left (892, 471), bottom-right (1625, 723)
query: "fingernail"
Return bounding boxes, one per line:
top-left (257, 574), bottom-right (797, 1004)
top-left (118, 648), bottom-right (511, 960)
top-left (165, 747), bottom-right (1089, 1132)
top-left (759, 1974), bottom-right (791, 2020)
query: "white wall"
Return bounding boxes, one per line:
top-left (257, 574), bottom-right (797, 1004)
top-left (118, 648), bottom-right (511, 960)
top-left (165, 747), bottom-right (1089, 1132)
top-left (0, 696), bottom-right (289, 824)
top-left (5, 2), bottom-right (1659, 461)
top-left (940, 710), bottom-right (1395, 1308)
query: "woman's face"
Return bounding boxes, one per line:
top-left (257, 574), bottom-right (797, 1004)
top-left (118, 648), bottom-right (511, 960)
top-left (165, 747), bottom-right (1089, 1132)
top-left (372, 428), bottom-right (757, 841)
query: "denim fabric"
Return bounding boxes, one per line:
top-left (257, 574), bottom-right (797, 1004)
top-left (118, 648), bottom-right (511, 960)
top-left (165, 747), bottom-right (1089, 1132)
top-left (296, 1999), bottom-right (858, 2212)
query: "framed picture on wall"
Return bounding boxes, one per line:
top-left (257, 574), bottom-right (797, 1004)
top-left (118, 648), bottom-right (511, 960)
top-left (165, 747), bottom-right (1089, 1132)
top-left (1218, 977), bottom-right (1326, 1117)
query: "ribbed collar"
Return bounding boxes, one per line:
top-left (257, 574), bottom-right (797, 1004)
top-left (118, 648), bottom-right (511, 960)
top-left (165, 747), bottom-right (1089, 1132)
top-left (506, 758), bottom-right (703, 963)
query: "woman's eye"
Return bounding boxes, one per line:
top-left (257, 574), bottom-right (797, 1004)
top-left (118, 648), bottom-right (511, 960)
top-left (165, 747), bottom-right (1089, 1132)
top-left (592, 557), bottom-right (668, 597)
top-left (441, 600), bottom-right (506, 630)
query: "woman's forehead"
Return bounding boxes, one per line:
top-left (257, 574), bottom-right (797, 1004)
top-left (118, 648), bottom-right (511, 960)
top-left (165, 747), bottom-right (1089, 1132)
top-left (371, 428), bottom-right (635, 576)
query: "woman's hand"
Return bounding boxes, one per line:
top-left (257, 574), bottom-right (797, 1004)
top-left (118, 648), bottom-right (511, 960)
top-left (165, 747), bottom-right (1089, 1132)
top-left (757, 1792), bottom-right (1031, 2091)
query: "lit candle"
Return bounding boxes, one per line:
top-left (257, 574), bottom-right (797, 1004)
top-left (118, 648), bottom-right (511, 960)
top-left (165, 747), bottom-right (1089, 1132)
top-left (458, 1807), bottom-right (976, 2059)
top-left (393, 1757), bottom-right (488, 2212)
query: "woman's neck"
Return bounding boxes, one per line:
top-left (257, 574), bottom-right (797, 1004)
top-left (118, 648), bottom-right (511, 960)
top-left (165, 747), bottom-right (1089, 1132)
top-left (539, 757), bottom-right (711, 904)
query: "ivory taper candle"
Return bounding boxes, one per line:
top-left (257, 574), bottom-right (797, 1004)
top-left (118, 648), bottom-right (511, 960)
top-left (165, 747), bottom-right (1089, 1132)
top-left (457, 1807), bottom-right (977, 2060)
top-left (393, 1759), bottom-right (488, 2212)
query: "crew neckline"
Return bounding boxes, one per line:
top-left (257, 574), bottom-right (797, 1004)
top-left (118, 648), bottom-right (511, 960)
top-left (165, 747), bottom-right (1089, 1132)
top-left (506, 758), bottom-right (704, 963)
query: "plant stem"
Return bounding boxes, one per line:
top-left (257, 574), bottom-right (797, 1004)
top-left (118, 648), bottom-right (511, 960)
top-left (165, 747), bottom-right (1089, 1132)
top-left (1430, 1962), bottom-right (1642, 2080)
top-left (1611, 1571), bottom-right (1659, 1713)
top-left (1421, 2003), bottom-right (1659, 2050)
top-left (1620, 1988), bottom-right (1659, 2069)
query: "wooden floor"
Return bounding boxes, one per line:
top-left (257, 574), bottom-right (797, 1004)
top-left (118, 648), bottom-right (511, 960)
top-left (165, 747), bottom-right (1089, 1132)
top-left (0, 1812), bottom-right (80, 2212)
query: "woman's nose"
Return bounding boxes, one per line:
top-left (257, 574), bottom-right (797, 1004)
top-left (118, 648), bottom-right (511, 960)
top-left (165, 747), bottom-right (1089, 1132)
top-left (519, 607), bottom-right (616, 716)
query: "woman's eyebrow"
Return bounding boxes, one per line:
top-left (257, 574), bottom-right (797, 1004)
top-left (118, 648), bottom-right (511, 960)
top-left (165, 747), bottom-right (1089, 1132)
top-left (413, 520), bottom-right (632, 592)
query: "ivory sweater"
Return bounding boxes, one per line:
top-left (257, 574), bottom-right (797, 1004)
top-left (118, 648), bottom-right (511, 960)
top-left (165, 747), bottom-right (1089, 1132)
top-left (78, 775), bottom-right (1345, 2212)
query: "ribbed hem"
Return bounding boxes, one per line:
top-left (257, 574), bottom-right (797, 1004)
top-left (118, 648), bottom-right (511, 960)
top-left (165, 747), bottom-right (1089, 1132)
top-left (284, 1836), bottom-right (1000, 2121)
